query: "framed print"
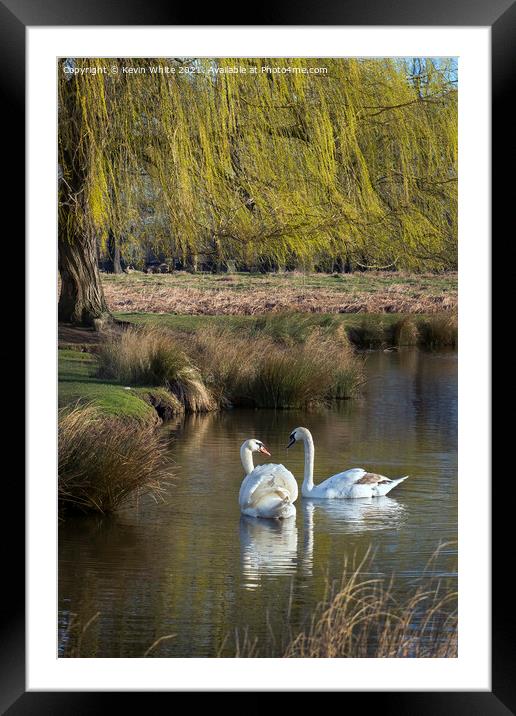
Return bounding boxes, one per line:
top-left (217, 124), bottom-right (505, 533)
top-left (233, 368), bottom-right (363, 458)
top-left (3, 0), bottom-right (509, 709)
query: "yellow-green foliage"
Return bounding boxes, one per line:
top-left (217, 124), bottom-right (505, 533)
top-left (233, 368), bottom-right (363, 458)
top-left (59, 57), bottom-right (457, 269)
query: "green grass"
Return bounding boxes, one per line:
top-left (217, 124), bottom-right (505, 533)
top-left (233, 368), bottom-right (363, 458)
top-left (105, 270), bottom-right (457, 295)
top-left (58, 349), bottom-right (158, 422)
top-left (114, 311), bottom-right (401, 336)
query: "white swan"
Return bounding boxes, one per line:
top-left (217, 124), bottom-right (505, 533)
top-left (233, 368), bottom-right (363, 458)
top-left (239, 439), bottom-right (298, 519)
top-left (287, 427), bottom-right (409, 499)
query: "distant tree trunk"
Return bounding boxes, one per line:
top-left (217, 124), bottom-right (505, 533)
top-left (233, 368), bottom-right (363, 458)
top-left (105, 229), bottom-right (123, 274)
top-left (212, 235), bottom-right (224, 273)
top-left (334, 254), bottom-right (353, 273)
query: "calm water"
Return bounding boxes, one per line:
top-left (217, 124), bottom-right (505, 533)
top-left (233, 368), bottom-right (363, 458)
top-left (59, 348), bottom-right (457, 657)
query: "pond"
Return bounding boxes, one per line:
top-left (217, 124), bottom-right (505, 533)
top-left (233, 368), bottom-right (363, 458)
top-left (58, 348), bottom-right (457, 657)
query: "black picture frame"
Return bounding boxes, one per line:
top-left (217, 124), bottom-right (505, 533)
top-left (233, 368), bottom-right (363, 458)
top-left (4, 0), bottom-right (507, 710)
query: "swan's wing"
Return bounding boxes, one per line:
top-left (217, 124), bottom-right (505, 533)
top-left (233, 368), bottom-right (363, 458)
top-left (239, 463), bottom-right (298, 508)
top-left (269, 463), bottom-right (299, 502)
top-left (353, 471), bottom-right (393, 486)
top-left (322, 468), bottom-right (368, 488)
top-left (328, 468), bottom-right (398, 493)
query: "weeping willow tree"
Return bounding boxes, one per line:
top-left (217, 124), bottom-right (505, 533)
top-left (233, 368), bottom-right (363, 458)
top-left (58, 57), bottom-right (457, 324)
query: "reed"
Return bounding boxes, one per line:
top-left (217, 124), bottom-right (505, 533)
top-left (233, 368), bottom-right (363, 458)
top-left (185, 327), bottom-right (252, 407)
top-left (248, 313), bottom-right (341, 345)
top-left (233, 544), bottom-right (457, 658)
top-left (418, 314), bottom-right (458, 349)
top-left (189, 324), bottom-right (363, 409)
top-left (390, 316), bottom-right (420, 346)
top-left (58, 403), bottom-right (171, 515)
top-left (97, 326), bottom-right (216, 412)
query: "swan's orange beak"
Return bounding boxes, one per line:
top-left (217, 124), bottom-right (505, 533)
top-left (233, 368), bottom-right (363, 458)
top-left (259, 445), bottom-right (271, 457)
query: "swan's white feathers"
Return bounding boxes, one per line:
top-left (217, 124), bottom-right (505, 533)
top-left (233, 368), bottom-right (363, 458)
top-left (239, 463), bottom-right (298, 518)
top-left (241, 463), bottom-right (298, 503)
top-left (307, 470), bottom-right (409, 498)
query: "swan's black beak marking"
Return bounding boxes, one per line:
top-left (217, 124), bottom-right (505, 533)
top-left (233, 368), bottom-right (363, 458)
top-left (287, 435), bottom-right (296, 449)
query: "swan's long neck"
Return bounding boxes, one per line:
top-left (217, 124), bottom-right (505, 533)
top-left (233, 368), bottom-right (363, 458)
top-left (301, 432), bottom-right (315, 493)
top-left (240, 444), bottom-right (255, 475)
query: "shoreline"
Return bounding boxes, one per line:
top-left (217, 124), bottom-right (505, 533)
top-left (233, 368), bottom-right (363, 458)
top-left (59, 310), bottom-right (457, 425)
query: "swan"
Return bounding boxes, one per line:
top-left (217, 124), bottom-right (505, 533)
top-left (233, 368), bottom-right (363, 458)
top-left (287, 427), bottom-right (409, 499)
top-left (239, 439), bottom-right (298, 519)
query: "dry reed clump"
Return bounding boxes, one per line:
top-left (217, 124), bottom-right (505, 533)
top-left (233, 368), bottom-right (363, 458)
top-left (244, 329), bottom-right (362, 408)
top-left (231, 544), bottom-right (457, 658)
top-left (390, 316), bottom-right (420, 346)
top-left (58, 403), bottom-right (171, 515)
top-left (418, 313), bottom-right (458, 348)
top-left (97, 326), bottom-right (216, 413)
top-left (170, 365), bottom-right (217, 413)
top-left (186, 327), bottom-right (255, 406)
top-left (248, 313), bottom-right (341, 345)
top-left (189, 323), bottom-right (363, 409)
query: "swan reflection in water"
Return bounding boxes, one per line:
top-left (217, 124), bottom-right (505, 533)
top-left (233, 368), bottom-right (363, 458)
top-left (303, 495), bottom-right (407, 535)
top-left (240, 496), bottom-right (407, 589)
top-left (239, 515), bottom-right (298, 589)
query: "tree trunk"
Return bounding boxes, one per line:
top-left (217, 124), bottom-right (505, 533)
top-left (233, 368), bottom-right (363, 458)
top-left (58, 67), bottom-right (111, 328)
top-left (188, 253), bottom-right (199, 273)
top-left (106, 229), bottom-right (123, 274)
top-left (58, 229), bottom-right (110, 327)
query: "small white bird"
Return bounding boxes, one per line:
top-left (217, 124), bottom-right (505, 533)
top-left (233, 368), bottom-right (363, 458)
top-left (287, 427), bottom-right (409, 499)
top-left (239, 439), bottom-right (298, 519)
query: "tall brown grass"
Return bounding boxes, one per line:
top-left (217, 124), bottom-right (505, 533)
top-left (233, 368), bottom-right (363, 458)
top-left (418, 314), bottom-right (458, 349)
top-left (189, 323), bottom-right (363, 409)
top-left (245, 330), bottom-right (362, 408)
top-left (187, 327), bottom-right (253, 406)
top-left (348, 313), bottom-right (458, 349)
top-left (58, 404), bottom-right (171, 514)
top-left (390, 316), bottom-right (420, 346)
top-left (248, 313), bottom-right (341, 345)
top-left (97, 326), bottom-right (216, 412)
top-left (102, 271), bottom-right (457, 316)
top-left (232, 545), bottom-right (457, 658)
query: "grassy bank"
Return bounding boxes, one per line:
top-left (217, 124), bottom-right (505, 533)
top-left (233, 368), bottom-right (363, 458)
top-left (58, 352), bottom-right (177, 515)
top-left (115, 311), bottom-right (458, 350)
top-left (59, 311), bottom-right (456, 418)
top-left (58, 317), bottom-right (363, 513)
top-left (60, 318), bottom-right (363, 415)
top-left (103, 270), bottom-right (457, 316)
top-left (59, 349), bottom-right (175, 422)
